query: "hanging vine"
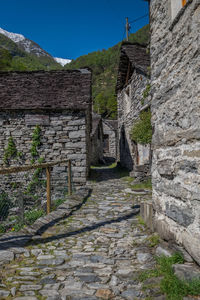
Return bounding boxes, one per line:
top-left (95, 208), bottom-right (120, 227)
top-left (26, 125), bottom-right (45, 193)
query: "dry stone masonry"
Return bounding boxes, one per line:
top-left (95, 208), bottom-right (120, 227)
top-left (150, 0), bottom-right (200, 265)
top-left (117, 42), bottom-right (151, 180)
top-left (0, 70), bottom-right (92, 203)
top-left (102, 119), bottom-right (118, 159)
top-left (91, 114), bottom-right (104, 165)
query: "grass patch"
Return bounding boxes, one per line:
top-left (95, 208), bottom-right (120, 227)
top-left (147, 234), bottom-right (160, 247)
top-left (139, 253), bottom-right (200, 299)
top-left (123, 176), bottom-right (135, 183)
top-left (130, 178), bottom-right (152, 190)
top-left (137, 215), bottom-right (146, 226)
top-left (24, 209), bottom-right (44, 225)
top-left (52, 198), bottom-right (66, 210)
top-left (6, 208), bottom-right (45, 232)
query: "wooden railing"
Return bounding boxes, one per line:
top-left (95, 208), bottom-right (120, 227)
top-left (0, 160), bottom-right (72, 214)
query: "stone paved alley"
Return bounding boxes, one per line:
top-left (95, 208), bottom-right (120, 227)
top-left (0, 165), bottom-right (166, 300)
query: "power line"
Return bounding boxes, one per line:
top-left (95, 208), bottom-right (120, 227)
top-left (121, 13), bottom-right (149, 42)
top-left (129, 14), bottom-right (149, 24)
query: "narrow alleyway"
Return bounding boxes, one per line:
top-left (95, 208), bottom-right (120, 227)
top-left (0, 164), bottom-right (159, 300)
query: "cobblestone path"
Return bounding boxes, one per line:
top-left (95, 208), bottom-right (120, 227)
top-left (0, 166), bottom-right (158, 300)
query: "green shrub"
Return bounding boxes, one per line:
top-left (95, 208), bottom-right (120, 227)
top-left (130, 109), bottom-right (152, 144)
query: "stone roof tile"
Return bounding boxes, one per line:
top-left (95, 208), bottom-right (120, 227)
top-left (0, 70), bottom-right (92, 110)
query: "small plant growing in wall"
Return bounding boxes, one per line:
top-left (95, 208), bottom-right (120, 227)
top-left (131, 109), bottom-right (152, 145)
top-left (141, 82), bottom-right (151, 105)
top-left (3, 136), bottom-right (17, 165)
top-left (30, 125), bottom-right (41, 163)
top-left (27, 125), bottom-right (45, 193)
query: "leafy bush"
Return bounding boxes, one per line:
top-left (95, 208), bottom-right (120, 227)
top-left (0, 192), bottom-right (11, 221)
top-left (130, 109), bottom-right (152, 144)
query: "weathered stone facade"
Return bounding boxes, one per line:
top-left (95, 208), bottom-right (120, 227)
top-left (117, 43), bottom-right (151, 178)
top-left (150, 0), bottom-right (200, 264)
top-left (91, 114), bottom-right (103, 165)
top-left (0, 70), bottom-right (92, 204)
top-left (102, 119), bottom-right (118, 159)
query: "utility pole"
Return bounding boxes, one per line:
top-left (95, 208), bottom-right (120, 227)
top-left (126, 17), bottom-right (129, 41)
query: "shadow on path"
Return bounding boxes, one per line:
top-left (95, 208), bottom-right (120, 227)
top-left (28, 204), bottom-right (140, 247)
top-left (36, 189), bottom-right (92, 236)
top-left (0, 189), bottom-right (92, 251)
top-left (89, 161), bottom-right (129, 183)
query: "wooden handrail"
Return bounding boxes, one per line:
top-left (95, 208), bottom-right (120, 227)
top-left (0, 160), bottom-right (69, 175)
top-left (0, 159), bottom-right (72, 215)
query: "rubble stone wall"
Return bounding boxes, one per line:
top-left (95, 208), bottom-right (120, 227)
top-left (102, 122), bottom-right (117, 159)
top-left (117, 70), bottom-right (151, 172)
top-left (91, 122), bottom-right (103, 165)
top-left (0, 110), bottom-right (89, 204)
top-left (150, 0), bottom-right (200, 265)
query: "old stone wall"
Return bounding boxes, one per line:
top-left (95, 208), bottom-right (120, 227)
top-left (102, 121), bottom-right (117, 159)
top-left (150, 0), bottom-right (200, 265)
top-left (117, 70), bottom-right (151, 173)
top-left (91, 120), bottom-right (104, 165)
top-left (0, 110), bottom-right (88, 206)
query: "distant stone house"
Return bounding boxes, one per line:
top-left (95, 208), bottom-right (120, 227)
top-left (91, 113), bottom-right (104, 165)
top-left (116, 42), bottom-right (151, 180)
top-left (102, 119), bottom-right (118, 159)
top-left (150, 0), bottom-right (200, 264)
top-left (0, 70), bottom-right (92, 200)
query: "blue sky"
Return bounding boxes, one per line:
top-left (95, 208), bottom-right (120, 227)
top-left (0, 0), bottom-right (149, 59)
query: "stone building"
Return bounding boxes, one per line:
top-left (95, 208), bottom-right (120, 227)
top-left (150, 0), bottom-right (200, 264)
top-left (91, 113), bottom-right (104, 165)
top-left (102, 119), bottom-right (118, 159)
top-left (0, 70), bottom-right (92, 201)
top-left (116, 42), bottom-right (151, 179)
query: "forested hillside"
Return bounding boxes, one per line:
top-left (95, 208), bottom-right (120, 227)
top-left (0, 25), bottom-right (149, 119)
top-left (65, 25), bottom-right (149, 119)
top-left (0, 33), bottom-right (61, 71)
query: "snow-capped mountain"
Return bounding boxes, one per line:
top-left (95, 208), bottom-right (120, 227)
top-left (0, 27), bottom-right (24, 43)
top-left (0, 27), bottom-right (71, 65)
top-left (0, 27), bottom-right (51, 57)
top-left (54, 57), bottom-right (71, 66)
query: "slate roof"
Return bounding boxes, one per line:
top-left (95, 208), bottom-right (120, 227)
top-left (0, 69), bottom-right (92, 110)
top-left (103, 119), bottom-right (118, 131)
top-left (116, 42), bottom-right (150, 92)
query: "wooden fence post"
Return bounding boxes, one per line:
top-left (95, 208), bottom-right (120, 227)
top-left (68, 160), bottom-right (72, 196)
top-left (46, 167), bottom-right (51, 214)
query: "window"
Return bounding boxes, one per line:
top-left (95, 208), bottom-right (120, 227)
top-left (171, 0), bottom-right (187, 19)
